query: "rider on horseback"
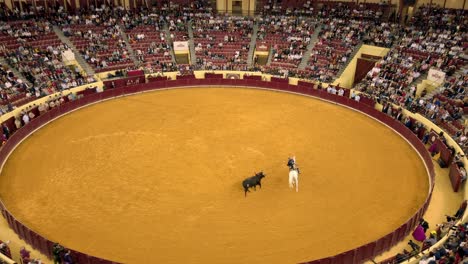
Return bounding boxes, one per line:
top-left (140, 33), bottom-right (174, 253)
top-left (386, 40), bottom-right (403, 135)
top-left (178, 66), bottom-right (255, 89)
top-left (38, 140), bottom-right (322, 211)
top-left (287, 157), bottom-right (295, 169)
top-left (287, 156), bottom-right (300, 174)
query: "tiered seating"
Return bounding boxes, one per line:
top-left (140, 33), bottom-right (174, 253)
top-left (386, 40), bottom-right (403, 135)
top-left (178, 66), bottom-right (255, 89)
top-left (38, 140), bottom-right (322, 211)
top-left (167, 17), bottom-right (189, 42)
top-left (0, 20), bottom-right (92, 112)
top-left (356, 5), bottom-right (466, 143)
top-left (260, 1), bottom-right (391, 19)
top-left (305, 19), bottom-right (365, 82)
top-left (65, 24), bottom-right (134, 72)
top-left (362, 22), bottom-right (401, 48)
top-left (0, 64), bottom-right (30, 113)
top-left (257, 16), bottom-right (316, 70)
top-left (126, 25), bottom-right (172, 70)
top-left (159, 0), bottom-right (213, 18)
top-left (193, 15), bottom-right (253, 70)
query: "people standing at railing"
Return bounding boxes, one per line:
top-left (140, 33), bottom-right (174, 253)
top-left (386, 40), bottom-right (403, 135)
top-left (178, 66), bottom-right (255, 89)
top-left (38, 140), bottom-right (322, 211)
top-left (0, 241), bottom-right (11, 259)
top-left (63, 250), bottom-right (73, 264)
top-left (52, 243), bottom-right (64, 264)
top-left (20, 246), bottom-right (31, 263)
top-left (2, 124), bottom-right (10, 140)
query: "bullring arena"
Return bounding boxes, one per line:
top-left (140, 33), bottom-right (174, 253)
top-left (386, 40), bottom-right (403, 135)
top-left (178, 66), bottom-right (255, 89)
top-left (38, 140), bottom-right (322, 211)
top-left (0, 1), bottom-right (465, 264)
top-left (0, 86), bottom-right (430, 263)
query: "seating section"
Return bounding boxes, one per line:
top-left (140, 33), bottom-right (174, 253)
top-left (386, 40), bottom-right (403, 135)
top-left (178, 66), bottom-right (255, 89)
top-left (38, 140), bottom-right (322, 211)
top-left (126, 25), bottom-right (173, 70)
top-left (356, 6), bottom-right (466, 143)
top-left (167, 16), bottom-right (189, 42)
top-left (0, 20), bottom-right (94, 111)
top-left (193, 15), bottom-right (253, 71)
top-left (63, 24), bottom-right (134, 72)
top-left (305, 18), bottom-right (366, 82)
top-left (257, 16), bottom-right (316, 70)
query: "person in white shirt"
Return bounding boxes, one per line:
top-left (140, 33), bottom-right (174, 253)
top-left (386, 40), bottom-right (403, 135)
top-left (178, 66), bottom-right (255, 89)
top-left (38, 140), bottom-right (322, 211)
top-left (354, 94), bottom-right (361, 102)
top-left (14, 118), bottom-right (21, 129)
top-left (22, 113), bottom-right (29, 124)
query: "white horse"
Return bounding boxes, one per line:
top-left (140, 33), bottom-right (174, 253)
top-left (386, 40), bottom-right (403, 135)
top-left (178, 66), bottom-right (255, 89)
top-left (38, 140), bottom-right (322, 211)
top-left (289, 168), bottom-right (299, 192)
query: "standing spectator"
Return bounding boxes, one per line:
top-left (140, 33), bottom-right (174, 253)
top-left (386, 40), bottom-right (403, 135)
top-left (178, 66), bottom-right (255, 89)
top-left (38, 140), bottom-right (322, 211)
top-left (354, 94), bottom-right (361, 102)
top-left (63, 250), bottom-right (73, 264)
top-left (14, 118), bottom-right (21, 129)
top-left (2, 123), bottom-right (10, 139)
top-left (0, 240), bottom-right (11, 258)
top-left (408, 239), bottom-right (421, 252)
top-left (20, 246), bottom-right (31, 263)
top-left (420, 219), bottom-right (429, 232)
top-left (413, 224), bottom-right (427, 242)
top-left (52, 243), bottom-right (64, 264)
top-left (22, 112), bottom-right (30, 125)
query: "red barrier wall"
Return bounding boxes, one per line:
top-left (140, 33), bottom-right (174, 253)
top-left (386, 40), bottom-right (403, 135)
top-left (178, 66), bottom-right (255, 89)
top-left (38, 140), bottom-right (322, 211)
top-left (0, 79), bottom-right (435, 264)
top-left (449, 163), bottom-right (462, 192)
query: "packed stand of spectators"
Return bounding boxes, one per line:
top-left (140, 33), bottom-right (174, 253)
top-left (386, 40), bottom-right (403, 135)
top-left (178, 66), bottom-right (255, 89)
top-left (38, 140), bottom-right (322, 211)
top-left (160, 0), bottom-right (213, 73)
top-left (166, 12), bottom-right (190, 43)
top-left (0, 20), bottom-right (95, 114)
top-left (158, 0), bottom-right (213, 17)
top-left (0, 64), bottom-right (29, 115)
top-left (123, 13), bottom-right (174, 72)
top-left (193, 15), bottom-right (253, 71)
top-left (159, 0), bottom-right (213, 41)
top-left (362, 22), bottom-right (401, 48)
top-left (259, 0), bottom-right (390, 19)
top-left (356, 5), bottom-right (466, 144)
top-left (410, 4), bottom-right (467, 32)
top-left (61, 10), bottom-right (134, 73)
top-left (304, 18), bottom-right (366, 82)
top-left (361, 67), bottom-right (467, 146)
top-left (258, 15), bottom-right (317, 73)
top-left (260, 2), bottom-right (392, 81)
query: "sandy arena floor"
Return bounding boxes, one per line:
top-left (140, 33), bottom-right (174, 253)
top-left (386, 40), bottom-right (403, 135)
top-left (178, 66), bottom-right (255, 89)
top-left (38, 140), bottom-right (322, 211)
top-left (0, 87), bottom-right (429, 264)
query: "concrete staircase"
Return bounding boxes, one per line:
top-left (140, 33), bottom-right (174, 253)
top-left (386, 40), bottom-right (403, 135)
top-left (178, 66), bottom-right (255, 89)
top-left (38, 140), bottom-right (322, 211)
top-left (409, 72), bottom-right (428, 91)
top-left (247, 21), bottom-right (259, 67)
top-left (187, 21), bottom-right (196, 65)
top-left (335, 42), bottom-right (363, 77)
top-left (0, 57), bottom-right (33, 87)
top-left (164, 23), bottom-right (177, 65)
top-left (52, 26), bottom-right (95, 77)
top-left (117, 26), bottom-right (139, 67)
top-left (421, 85), bottom-right (443, 101)
top-left (266, 47), bottom-right (274, 66)
top-left (298, 25), bottom-right (322, 70)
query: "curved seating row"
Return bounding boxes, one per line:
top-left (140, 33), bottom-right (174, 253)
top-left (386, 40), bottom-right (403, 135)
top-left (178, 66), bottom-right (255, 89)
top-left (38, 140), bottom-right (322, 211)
top-left (0, 77), bottom-right (435, 264)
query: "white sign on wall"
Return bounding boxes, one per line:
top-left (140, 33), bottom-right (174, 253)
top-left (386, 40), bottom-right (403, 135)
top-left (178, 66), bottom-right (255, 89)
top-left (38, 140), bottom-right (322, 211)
top-left (428, 68), bottom-right (446, 84)
top-left (173, 41), bottom-right (189, 52)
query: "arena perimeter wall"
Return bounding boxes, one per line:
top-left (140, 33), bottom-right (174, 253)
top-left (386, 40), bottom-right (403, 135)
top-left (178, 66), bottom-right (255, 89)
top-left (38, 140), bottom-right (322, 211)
top-left (0, 77), bottom-right (435, 264)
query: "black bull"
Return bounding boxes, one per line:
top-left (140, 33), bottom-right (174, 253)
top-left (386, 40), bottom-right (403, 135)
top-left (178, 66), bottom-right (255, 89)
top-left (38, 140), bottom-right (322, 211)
top-left (242, 172), bottom-right (266, 197)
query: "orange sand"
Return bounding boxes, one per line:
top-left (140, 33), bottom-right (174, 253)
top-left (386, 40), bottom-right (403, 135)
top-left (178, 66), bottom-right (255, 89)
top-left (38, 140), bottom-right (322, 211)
top-left (0, 87), bottom-right (429, 264)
